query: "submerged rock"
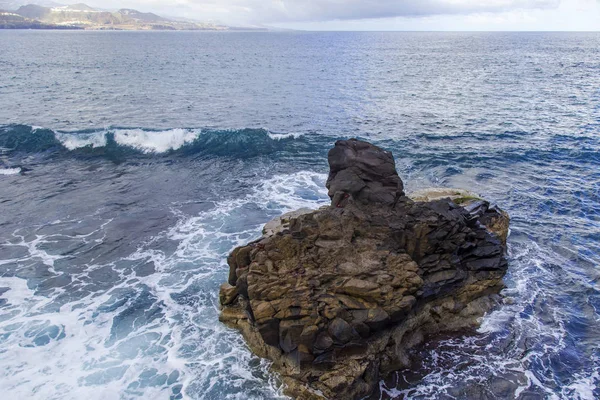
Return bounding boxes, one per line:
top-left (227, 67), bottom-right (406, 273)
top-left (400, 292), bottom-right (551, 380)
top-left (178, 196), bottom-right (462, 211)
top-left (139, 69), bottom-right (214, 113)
top-left (219, 139), bottom-right (509, 400)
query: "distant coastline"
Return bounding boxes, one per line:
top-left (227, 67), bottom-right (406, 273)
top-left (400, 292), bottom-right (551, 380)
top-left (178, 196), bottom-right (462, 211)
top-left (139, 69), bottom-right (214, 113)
top-left (0, 3), bottom-right (268, 31)
top-left (0, 18), bottom-right (82, 29)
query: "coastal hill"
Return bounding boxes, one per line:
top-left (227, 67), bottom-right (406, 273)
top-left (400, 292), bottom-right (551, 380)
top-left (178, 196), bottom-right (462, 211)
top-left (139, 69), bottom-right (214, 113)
top-left (0, 2), bottom-right (267, 30)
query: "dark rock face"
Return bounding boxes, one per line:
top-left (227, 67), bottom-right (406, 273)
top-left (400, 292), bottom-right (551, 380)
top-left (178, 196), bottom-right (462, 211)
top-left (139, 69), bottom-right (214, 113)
top-left (219, 139), bottom-right (509, 400)
top-left (326, 139), bottom-right (404, 207)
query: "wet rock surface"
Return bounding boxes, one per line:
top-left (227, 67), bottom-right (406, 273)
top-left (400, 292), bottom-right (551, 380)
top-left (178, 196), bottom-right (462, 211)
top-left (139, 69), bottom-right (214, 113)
top-left (219, 139), bottom-right (509, 399)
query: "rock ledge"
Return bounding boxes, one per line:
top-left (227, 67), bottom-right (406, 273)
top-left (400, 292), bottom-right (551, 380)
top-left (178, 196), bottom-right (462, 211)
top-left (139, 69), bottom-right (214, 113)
top-left (219, 139), bottom-right (509, 399)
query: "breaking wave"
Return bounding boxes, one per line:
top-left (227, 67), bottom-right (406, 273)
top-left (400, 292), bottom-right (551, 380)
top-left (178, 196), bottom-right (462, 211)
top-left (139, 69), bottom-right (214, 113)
top-left (0, 167), bottom-right (21, 175)
top-left (0, 125), bottom-right (310, 160)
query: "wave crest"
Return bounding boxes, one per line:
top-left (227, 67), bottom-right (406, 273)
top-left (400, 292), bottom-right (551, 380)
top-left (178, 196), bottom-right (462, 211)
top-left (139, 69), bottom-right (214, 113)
top-left (0, 125), bottom-right (307, 160)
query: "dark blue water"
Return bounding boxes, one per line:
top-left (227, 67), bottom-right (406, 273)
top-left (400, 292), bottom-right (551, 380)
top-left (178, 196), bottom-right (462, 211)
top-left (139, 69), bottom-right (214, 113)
top-left (0, 31), bottom-right (599, 400)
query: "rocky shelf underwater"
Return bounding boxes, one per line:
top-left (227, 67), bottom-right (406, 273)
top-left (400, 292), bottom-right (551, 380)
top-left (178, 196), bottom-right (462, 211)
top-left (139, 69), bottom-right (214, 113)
top-left (218, 139), bottom-right (511, 399)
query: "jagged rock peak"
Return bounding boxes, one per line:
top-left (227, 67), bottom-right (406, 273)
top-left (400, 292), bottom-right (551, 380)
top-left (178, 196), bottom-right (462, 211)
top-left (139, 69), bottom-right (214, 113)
top-left (326, 139), bottom-right (404, 208)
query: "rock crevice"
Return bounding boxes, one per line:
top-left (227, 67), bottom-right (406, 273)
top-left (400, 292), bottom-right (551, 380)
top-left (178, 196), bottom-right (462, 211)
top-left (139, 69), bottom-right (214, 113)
top-left (219, 139), bottom-right (509, 399)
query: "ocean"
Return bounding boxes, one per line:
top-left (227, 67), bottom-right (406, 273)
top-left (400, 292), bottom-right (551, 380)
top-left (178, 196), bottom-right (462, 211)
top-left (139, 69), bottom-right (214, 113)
top-left (0, 30), bottom-right (599, 399)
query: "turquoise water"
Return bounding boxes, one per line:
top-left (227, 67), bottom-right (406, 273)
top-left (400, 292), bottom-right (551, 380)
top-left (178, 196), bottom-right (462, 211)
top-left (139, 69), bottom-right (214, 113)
top-left (0, 31), bottom-right (599, 399)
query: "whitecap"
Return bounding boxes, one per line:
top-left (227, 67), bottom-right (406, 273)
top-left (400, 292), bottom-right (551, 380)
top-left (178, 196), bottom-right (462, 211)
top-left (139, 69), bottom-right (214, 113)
top-left (56, 131), bottom-right (107, 150)
top-left (55, 128), bottom-right (201, 153)
top-left (0, 167), bottom-right (21, 175)
top-left (46, 127), bottom-right (306, 155)
top-left (267, 131), bottom-right (305, 140)
top-left (113, 128), bottom-right (200, 153)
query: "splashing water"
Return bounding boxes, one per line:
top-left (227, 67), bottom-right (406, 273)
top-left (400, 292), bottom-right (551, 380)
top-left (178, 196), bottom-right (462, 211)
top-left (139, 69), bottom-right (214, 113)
top-left (0, 171), bottom-right (329, 400)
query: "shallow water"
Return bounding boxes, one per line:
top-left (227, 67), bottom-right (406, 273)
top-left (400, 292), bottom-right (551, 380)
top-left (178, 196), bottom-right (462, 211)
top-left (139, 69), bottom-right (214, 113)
top-left (0, 31), bottom-right (599, 399)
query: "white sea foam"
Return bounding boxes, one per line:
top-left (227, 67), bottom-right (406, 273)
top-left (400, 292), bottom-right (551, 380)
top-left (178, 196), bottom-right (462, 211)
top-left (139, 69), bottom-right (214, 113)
top-left (267, 131), bottom-right (305, 140)
top-left (563, 369), bottom-right (600, 400)
top-left (113, 128), bottom-right (200, 153)
top-left (0, 229), bottom-right (180, 399)
top-left (52, 127), bottom-right (304, 154)
top-left (135, 170), bottom-right (328, 399)
top-left (0, 167), bottom-right (21, 175)
top-left (56, 131), bottom-right (107, 150)
top-left (3, 168), bottom-right (594, 399)
top-left (56, 128), bottom-right (200, 153)
top-left (0, 277), bottom-right (35, 306)
top-left (0, 171), bottom-right (327, 400)
top-left (478, 308), bottom-right (516, 334)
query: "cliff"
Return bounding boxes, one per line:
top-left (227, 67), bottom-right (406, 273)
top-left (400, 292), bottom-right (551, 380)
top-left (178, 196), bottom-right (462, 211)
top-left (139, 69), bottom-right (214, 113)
top-left (219, 139), bottom-right (509, 399)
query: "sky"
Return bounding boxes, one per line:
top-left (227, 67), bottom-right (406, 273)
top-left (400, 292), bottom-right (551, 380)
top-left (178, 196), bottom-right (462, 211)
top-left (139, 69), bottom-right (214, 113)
top-left (79, 0), bottom-right (600, 30)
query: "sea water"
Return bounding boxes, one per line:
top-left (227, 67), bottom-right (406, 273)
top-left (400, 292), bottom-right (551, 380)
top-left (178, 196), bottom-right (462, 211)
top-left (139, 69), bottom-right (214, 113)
top-left (0, 31), bottom-right (599, 399)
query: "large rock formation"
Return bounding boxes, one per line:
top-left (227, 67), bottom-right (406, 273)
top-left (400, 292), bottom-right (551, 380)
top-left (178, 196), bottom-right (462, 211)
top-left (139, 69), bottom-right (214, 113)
top-left (219, 139), bottom-right (509, 399)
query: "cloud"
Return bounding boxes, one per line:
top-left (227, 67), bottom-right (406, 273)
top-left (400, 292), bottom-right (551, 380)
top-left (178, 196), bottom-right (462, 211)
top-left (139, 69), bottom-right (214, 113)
top-left (278, 0), bottom-right (599, 31)
top-left (84, 0), bottom-right (563, 24)
top-left (165, 0), bottom-right (561, 23)
top-left (258, 0), bottom-right (561, 22)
